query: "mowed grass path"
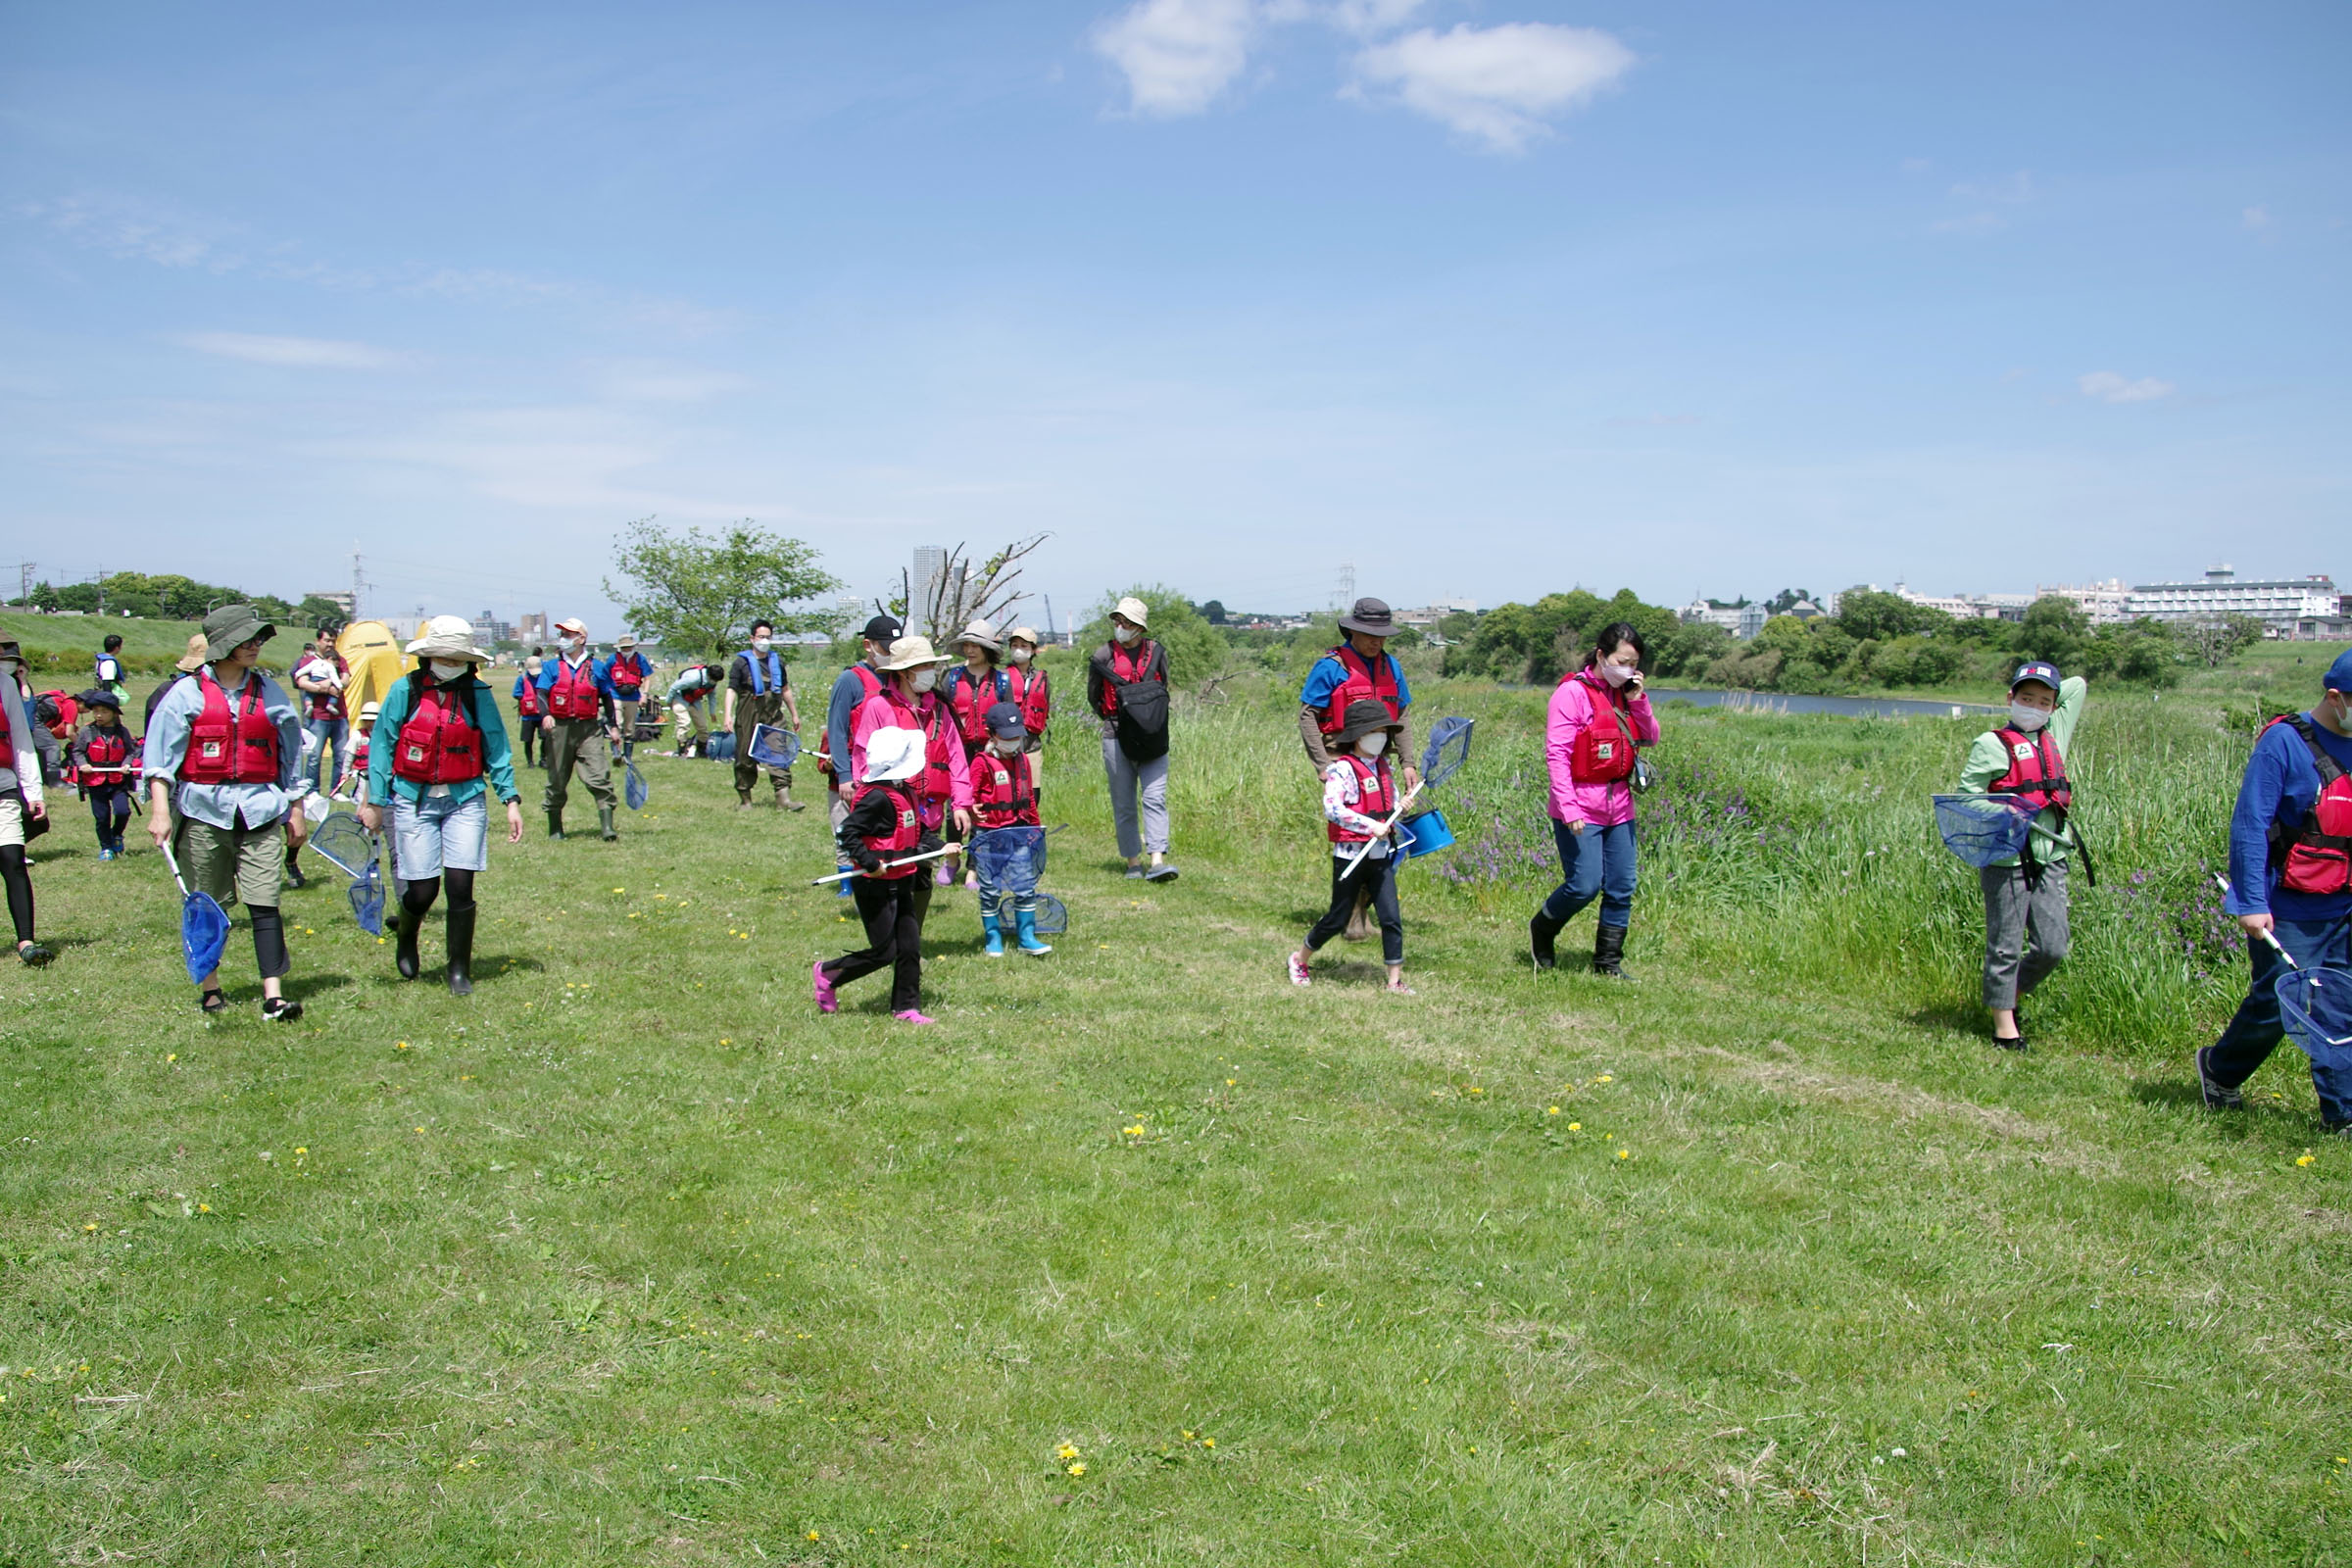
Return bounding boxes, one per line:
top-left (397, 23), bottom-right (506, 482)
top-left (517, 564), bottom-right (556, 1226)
top-left (4, 694), bottom-right (2348, 1566)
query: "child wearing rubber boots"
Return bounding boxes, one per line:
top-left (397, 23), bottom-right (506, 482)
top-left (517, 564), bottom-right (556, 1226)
top-left (1959, 661), bottom-right (2087, 1049)
top-left (1289, 700), bottom-right (1412, 994)
top-left (71, 689), bottom-right (137, 859)
top-left (814, 727), bottom-right (939, 1025)
top-left (972, 701), bottom-right (1050, 957)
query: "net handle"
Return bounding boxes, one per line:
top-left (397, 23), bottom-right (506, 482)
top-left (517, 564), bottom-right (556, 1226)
top-left (1335, 778), bottom-right (1423, 875)
top-left (2215, 875), bottom-right (2298, 969)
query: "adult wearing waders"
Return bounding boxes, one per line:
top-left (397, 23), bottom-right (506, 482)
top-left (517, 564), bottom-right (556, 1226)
top-left (602, 634), bottom-right (654, 758)
top-left (821, 615), bottom-right (902, 891)
top-left (94, 635), bottom-right (129, 707)
top-left (1004, 625), bottom-right (1051, 752)
top-left (2199, 648), bottom-right (2352, 1133)
top-left (1087, 598), bottom-right (1177, 882)
top-left (535, 617), bottom-right (620, 841)
top-left (363, 616), bottom-right (524, 995)
top-left (0, 638), bottom-right (54, 965)
top-left (940, 619), bottom-right (1010, 885)
top-left (850, 636), bottom-right (973, 923)
top-left (141, 605), bottom-right (309, 1018)
top-left (1300, 597), bottom-right (1419, 940)
top-left (1529, 621), bottom-right (1658, 977)
top-left (1959, 662), bottom-right (2086, 1049)
top-left (725, 620), bottom-right (804, 810)
top-left (512, 652), bottom-right (545, 768)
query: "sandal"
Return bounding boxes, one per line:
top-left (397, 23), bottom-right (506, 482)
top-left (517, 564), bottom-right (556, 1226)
top-left (199, 989), bottom-right (228, 1014)
top-left (262, 996), bottom-right (304, 1023)
top-left (17, 940), bottom-right (54, 967)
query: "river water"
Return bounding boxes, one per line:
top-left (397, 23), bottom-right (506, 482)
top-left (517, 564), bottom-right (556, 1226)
top-left (1647, 688), bottom-right (2005, 719)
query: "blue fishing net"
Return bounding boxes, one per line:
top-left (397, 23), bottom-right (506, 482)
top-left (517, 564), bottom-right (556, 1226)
top-left (348, 864), bottom-right (386, 937)
top-left (2277, 966), bottom-right (2352, 1073)
top-left (749, 724), bottom-right (801, 771)
top-left (309, 811), bottom-right (377, 881)
top-left (1932, 793), bottom-right (2034, 868)
top-left (1031, 892), bottom-right (1068, 936)
top-left (1421, 715), bottom-right (1474, 789)
top-left (181, 890), bottom-right (229, 984)
top-left (624, 758), bottom-right (649, 810)
top-left (968, 826), bottom-right (1046, 893)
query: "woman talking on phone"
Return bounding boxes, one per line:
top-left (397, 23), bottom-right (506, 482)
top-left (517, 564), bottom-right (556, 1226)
top-left (1529, 621), bottom-right (1658, 977)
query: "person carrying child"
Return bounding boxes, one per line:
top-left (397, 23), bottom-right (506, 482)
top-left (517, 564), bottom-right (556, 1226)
top-left (971, 701), bottom-right (1050, 957)
top-left (1288, 699), bottom-right (1412, 994)
top-left (813, 726), bottom-right (940, 1025)
top-left (71, 688), bottom-right (138, 860)
top-left (1958, 660), bottom-right (2087, 1049)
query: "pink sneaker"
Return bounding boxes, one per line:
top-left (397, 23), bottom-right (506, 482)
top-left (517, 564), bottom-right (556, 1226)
top-left (893, 1008), bottom-right (938, 1026)
top-left (811, 959), bottom-right (837, 1014)
top-left (1287, 953), bottom-right (1311, 987)
top-left (933, 863), bottom-right (954, 887)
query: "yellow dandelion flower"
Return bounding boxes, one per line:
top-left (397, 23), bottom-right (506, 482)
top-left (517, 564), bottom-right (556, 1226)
top-left (1226, 1078), bottom-right (1236, 1087)
top-left (1183, 1430), bottom-right (1195, 1440)
top-left (612, 887), bottom-right (624, 893)
top-left (807, 1530), bottom-right (820, 1543)
top-left (293, 1147), bottom-right (307, 1156)
top-left (198, 1202), bottom-right (212, 1213)
top-left (720, 1038), bottom-right (731, 1046)
top-left (1056, 1443), bottom-right (1079, 1459)
top-left (1597, 1073), bottom-right (1613, 1083)
top-left (1201, 1437), bottom-right (1214, 1448)
top-left (1567, 1122), bottom-right (1580, 1131)
top-left (82, 1223), bottom-right (98, 1233)
top-left (1616, 1149), bottom-right (1630, 1159)
top-left (395, 1041), bottom-right (409, 1050)
top-left (1545, 1105), bottom-right (1559, 1115)
top-left (415, 1126), bottom-right (425, 1134)
top-left (167, 1054), bottom-right (177, 1063)
top-left (1066, 1461), bottom-right (1086, 1476)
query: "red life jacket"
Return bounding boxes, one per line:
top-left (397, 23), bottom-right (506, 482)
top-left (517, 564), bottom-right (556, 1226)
top-left (545, 658), bottom-right (603, 720)
top-left (974, 748), bottom-right (1039, 828)
top-left (944, 664), bottom-right (1008, 747)
top-left (1007, 664), bottom-right (1050, 737)
top-left (1317, 645), bottom-right (1402, 735)
top-left (515, 675), bottom-right (542, 717)
top-left (83, 727), bottom-right (130, 768)
top-left (391, 677), bottom-right (486, 786)
top-left (1565, 670), bottom-right (1639, 784)
top-left (1989, 724), bottom-right (2072, 814)
top-left (2266, 714), bottom-right (2352, 896)
top-left (817, 664), bottom-right (890, 783)
top-left (1326, 754), bottom-right (1396, 845)
top-left (860, 688), bottom-right (957, 809)
top-left (1097, 641), bottom-right (1159, 716)
top-left (180, 671), bottom-right (282, 784)
top-left (851, 781), bottom-right (923, 877)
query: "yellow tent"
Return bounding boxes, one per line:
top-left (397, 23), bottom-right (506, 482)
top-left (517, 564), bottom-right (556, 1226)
top-left (336, 620), bottom-right (413, 718)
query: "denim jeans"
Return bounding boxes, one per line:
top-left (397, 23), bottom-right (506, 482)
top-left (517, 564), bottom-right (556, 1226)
top-left (2205, 915), bottom-right (2352, 1126)
top-left (302, 717), bottom-right (347, 796)
top-left (1541, 817), bottom-right (1638, 927)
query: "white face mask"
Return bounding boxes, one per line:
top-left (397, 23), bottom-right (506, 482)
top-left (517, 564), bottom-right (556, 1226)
top-left (993, 737), bottom-right (1023, 757)
top-left (1357, 732), bottom-right (1388, 759)
top-left (910, 668), bottom-right (940, 695)
top-left (1008, 646), bottom-right (1032, 665)
top-left (1600, 662), bottom-right (1637, 687)
top-left (562, 636), bottom-right (584, 655)
top-left (752, 637), bottom-right (771, 653)
top-left (428, 660), bottom-right (468, 682)
top-left (2008, 701), bottom-right (2052, 732)
top-left (1113, 624), bottom-right (1141, 647)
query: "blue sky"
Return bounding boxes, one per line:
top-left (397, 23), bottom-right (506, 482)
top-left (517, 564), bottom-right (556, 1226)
top-left (4, 0), bottom-right (2346, 631)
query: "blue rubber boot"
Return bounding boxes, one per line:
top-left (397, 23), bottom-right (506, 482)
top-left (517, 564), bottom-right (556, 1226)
top-left (982, 914), bottom-right (1004, 957)
top-left (1015, 907), bottom-right (1053, 956)
top-left (835, 864), bottom-right (854, 898)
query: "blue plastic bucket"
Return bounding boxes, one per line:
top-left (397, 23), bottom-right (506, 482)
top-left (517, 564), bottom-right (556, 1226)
top-left (1397, 808), bottom-right (1454, 859)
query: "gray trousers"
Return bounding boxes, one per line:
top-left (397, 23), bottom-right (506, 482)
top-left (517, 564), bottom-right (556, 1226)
top-left (1102, 733), bottom-right (1169, 858)
top-left (1981, 860), bottom-right (2069, 1009)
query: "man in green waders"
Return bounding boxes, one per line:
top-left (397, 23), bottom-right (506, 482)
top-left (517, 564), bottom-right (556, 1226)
top-left (534, 616), bottom-right (620, 841)
top-left (725, 619), bottom-right (805, 810)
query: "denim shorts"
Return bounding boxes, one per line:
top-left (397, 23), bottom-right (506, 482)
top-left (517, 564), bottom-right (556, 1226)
top-left (392, 791), bottom-right (488, 879)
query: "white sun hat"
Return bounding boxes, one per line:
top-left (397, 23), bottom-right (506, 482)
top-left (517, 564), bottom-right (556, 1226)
top-left (861, 726), bottom-right (927, 783)
top-left (405, 614), bottom-right (489, 660)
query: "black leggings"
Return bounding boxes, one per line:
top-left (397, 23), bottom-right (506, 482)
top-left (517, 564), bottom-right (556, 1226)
top-left (0, 844), bottom-right (32, 944)
top-left (1305, 852), bottom-right (1403, 965)
top-left (249, 905), bottom-right (289, 980)
top-left (89, 786), bottom-right (132, 852)
top-left (518, 724), bottom-right (538, 766)
top-left (400, 867), bottom-right (475, 916)
top-left (823, 874), bottom-right (923, 1011)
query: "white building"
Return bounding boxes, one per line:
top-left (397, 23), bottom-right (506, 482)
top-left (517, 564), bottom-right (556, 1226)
top-left (2127, 567), bottom-right (2339, 633)
top-left (1679, 599), bottom-right (1765, 639)
top-left (2036, 579), bottom-right (2133, 624)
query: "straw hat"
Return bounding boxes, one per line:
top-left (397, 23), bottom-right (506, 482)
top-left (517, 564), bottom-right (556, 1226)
top-left (175, 633), bottom-right (209, 672)
top-left (405, 614), bottom-right (489, 660)
top-left (861, 726), bottom-right (926, 782)
top-left (876, 635), bottom-right (950, 672)
top-left (956, 618), bottom-right (1002, 654)
top-left (1111, 597), bottom-right (1150, 630)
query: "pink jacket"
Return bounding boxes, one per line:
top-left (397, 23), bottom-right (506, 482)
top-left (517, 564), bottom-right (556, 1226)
top-left (1545, 669), bottom-right (1658, 827)
top-left (850, 687), bottom-right (974, 820)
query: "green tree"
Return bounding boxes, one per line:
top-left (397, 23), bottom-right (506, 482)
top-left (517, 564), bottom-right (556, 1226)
top-left (296, 595), bottom-right (351, 628)
top-left (1078, 586), bottom-right (1224, 686)
top-left (2016, 595), bottom-right (2089, 664)
top-left (605, 517), bottom-right (841, 654)
top-left (1832, 589), bottom-right (1950, 643)
top-left (1198, 599), bottom-right (1227, 625)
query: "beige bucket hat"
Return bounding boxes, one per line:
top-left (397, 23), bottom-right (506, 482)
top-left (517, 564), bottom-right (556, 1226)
top-left (876, 635), bottom-right (951, 672)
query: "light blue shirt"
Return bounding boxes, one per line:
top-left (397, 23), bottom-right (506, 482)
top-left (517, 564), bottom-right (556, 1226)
top-left (367, 672), bottom-right (520, 808)
top-left (141, 664), bottom-right (310, 830)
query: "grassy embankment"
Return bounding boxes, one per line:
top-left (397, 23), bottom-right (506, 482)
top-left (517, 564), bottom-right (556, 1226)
top-left (0, 611), bottom-right (207, 678)
top-left (3, 655), bottom-right (2348, 1565)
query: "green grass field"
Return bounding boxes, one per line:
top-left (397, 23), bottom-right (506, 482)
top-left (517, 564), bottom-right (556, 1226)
top-left (0, 612), bottom-right (207, 680)
top-left (3, 667), bottom-right (2347, 1565)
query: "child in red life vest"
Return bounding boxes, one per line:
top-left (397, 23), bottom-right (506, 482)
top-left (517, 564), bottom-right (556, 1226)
top-left (1288, 700), bottom-right (1412, 994)
top-left (814, 727), bottom-right (940, 1025)
top-left (70, 689), bottom-right (137, 859)
top-left (971, 701), bottom-right (1050, 957)
top-left (335, 701), bottom-right (381, 802)
top-left (1958, 662), bottom-right (2088, 1049)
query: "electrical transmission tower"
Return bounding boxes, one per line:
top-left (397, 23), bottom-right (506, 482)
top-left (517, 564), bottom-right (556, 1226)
top-left (1336, 562), bottom-right (1355, 611)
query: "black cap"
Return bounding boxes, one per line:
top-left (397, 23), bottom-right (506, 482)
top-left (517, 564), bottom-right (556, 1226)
top-left (74, 688), bottom-right (121, 710)
top-left (983, 700), bottom-right (1028, 741)
top-left (862, 614), bottom-right (904, 643)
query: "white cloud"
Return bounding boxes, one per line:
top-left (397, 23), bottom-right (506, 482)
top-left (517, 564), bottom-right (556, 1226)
top-left (1327, 0), bottom-right (1425, 36)
top-left (1348, 23), bottom-right (1634, 152)
top-left (595, 363), bottom-right (751, 403)
top-left (1948, 171), bottom-right (2034, 204)
top-left (1093, 0), bottom-right (1262, 116)
top-left (1931, 212), bottom-right (2006, 235)
top-left (2079, 370), bottom-right (2175, 405)
top-left (178, 331), bottom-right (416, 370)
top-left (2242, 205), bottom-right (2271, 231)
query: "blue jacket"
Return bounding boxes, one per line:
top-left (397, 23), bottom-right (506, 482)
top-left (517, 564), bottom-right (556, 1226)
top-left (598, 651), bottom-right (654, 694)
top-left (536, 655), bottom-right (615, 700)
top-left (368, 672), bottom-right (521, 808)
top-left (1299, 648), bottom-right (1412, 712)
top-left (2225, 712), bottom-right (2352, 923)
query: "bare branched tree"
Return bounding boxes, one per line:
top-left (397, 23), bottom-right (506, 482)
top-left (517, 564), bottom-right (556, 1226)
top-left (883, 534), bottom-right (1052, 643)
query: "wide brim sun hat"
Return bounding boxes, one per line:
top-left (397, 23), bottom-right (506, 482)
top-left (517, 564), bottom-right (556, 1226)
top-left (877, 635), bottom-right (951, 672)
top-left (201, 604), bottom-right (276, 662)
top-left (1336, 698), bottom-right (1402, 746)
top-left (175, 633), bottom-right (209, 672)
top-left (405, 613), bottom-right (491, 661)
top-left (861, 726), bottom-right (927, 783)
top-left (957, 618), bottom-right (1003, 653)
top-left (1338, 597), bottom-right (1396, 637)
top-left (1112, 597), bottom-right (1150, 630)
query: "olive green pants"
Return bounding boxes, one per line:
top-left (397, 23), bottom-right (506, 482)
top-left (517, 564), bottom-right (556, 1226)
top-left (733, 691), bottom-right (792, 795)
top-left (174, 814), bottom-right (288, 908)
top-left (542, 719), bottom-right (615, 817)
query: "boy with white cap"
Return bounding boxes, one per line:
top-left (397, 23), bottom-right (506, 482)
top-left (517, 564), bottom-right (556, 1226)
top-left (814, 726), bottom-right (938, 1024)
